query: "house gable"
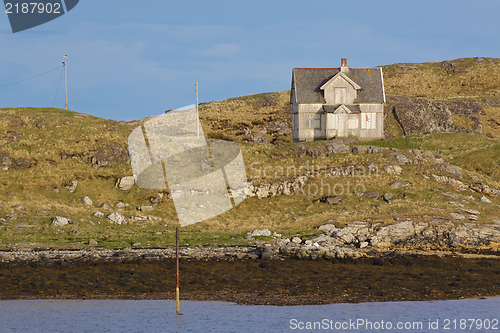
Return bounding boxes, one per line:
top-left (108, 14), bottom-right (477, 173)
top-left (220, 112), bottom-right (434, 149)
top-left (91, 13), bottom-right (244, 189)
top-left (333, 104), bottom-right (352, 114)
top-left (320, 72), bottom-right (361, 105)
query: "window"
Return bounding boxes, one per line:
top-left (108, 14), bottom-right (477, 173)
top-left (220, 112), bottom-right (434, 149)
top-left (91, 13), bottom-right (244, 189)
top-left (334, 88), bottom-right (347, 104)
top-left (305, 114), bottom-right (321, 129)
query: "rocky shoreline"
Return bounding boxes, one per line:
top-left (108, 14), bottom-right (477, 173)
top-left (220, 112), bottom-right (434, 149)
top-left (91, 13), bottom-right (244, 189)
top-left (1, 237), bottom-right (499, 267)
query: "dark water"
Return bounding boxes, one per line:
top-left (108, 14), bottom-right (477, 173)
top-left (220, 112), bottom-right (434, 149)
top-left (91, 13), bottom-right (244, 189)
top-left (0, 298), bottom-right (499, 332)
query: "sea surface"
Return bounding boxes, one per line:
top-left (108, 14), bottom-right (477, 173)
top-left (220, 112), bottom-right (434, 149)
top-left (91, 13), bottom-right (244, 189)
top-left (0, 298), bottom-right (499, 332)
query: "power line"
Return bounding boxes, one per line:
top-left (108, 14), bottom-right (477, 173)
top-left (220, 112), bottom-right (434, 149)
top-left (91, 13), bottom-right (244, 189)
top-left (52, 66), bottom-right (65, 107)
top-left (0, 65), bottom-right (63, 89)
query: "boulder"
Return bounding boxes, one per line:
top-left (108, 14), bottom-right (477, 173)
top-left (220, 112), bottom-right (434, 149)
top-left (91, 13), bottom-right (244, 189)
top-left (450, 213), bottom-right (466, 220)
top-left (318, 224), bottom-right (337, 232)
top-left (65, 179), bottom-right (78, 193)
top-left (384, 165), bottom-right (402, 175)
top-left (361, 191), bottom-right (379, 199)
top-left (115, 176), bottom-right (135, 191)
top-left (389, 181), bottom-right (410, 189)
top-left (93, 211), bottom-right (105, 218)
top-left (480, 196), bottom-right (492, 203)
top-left (80, 196), bottom-right (93, 206)
top-left (245, 129), bottom-right (268, 144)
top-left (330, 229), bottom-right (356, 244)
top-left (107, 212), bottom-right (127, 225)
top-left (371, 221), bottom-right (419, 247)
top-left (51, 216), bottom-right (71, 226)
top-left (116, 201), bottom-right (129, 208)
top-left (100, 203), bottom-right (112, 210)
top-left (460, 208), bottom-right (480, 215)
top-left (247, 229), bottom-right (271, 237)
top-left (392, 153), bottom-right (410, 165)
top-left (383, 193), bottom-right (394, 202)
top-left (0, 153), bottom-right (12, 170)
top-left (324, 142), bottom-right (350, 154)
top-left (440, 163), bottom-right (463, 179)
top-left (323, 196), bottom-right (342, 204)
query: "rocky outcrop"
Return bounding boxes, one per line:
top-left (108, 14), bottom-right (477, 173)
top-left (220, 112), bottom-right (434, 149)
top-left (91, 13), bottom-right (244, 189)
top-left (388, 96), bottom-right (485, 136)
top-left (265, 119), bottom-right (292, 135)
top-left (312, 219), bottom-right (500, 250)
top-left (0, 153), bottom-right (35, 170)
top-left (60, 143), bottom-right (130, 168)
top-left (292, 142), bottom-right (386, 158)
top-left (244, 128), bottom-right (268, 144)
top-left (246, 176), bottom-right (308, 199)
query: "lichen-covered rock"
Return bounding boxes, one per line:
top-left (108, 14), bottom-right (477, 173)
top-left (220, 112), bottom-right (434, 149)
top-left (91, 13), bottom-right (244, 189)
top-left (392, 152), bottom-right (410, 165)
top-left (247, 229), bottom-right (271, 237)
top-left (266, 119), bottom-right (291, 135)
top-left (65, 179), bottom-right (78, 193)
top-left (0, 153), bottom-right (12, 170)
top-left (115, 176), bottom-right (135, 191)
top-left (94, 211), bottom-right (105, 218)
top-left (107, 212), bottom-right (127, 225)
top-left (389, 181), bottom-right (410, 189)
top-left (51, 216), bottom-right (71, 226)
top-left (384, 165), bottom-right (402, 175)
top-left (81, 196), bottom-right (93, 206)
top-left (88, 143), bottom-right (130, 168)
top-left (371, 221), bottom-right (421, 247)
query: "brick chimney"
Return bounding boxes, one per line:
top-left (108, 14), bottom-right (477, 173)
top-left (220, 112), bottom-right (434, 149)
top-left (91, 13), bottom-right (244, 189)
top-left (340, 58), bottom-right (349, 72)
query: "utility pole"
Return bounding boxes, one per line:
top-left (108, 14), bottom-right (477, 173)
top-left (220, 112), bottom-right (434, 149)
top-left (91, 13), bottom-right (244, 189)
top-left (176, 227), bottom-right (180, 315)
top-left (196, 82), bottom-right (199, 139)
top-left (63, 55), bottom-right (68, 110)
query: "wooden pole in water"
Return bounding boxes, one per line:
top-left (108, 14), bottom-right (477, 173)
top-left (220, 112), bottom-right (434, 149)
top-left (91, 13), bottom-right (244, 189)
top-left (176, 226), bottom-right (180, 314)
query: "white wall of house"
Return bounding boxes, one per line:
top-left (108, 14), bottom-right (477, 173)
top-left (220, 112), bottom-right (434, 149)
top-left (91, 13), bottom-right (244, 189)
top-left (358, 103), bottom-right (384, 140)
top-left (293, 102), bottom-right (324, 142)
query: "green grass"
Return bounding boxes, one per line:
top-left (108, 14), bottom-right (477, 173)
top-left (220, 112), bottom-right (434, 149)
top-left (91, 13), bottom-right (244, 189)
top-left (1, 57), bottom-right (500, 250)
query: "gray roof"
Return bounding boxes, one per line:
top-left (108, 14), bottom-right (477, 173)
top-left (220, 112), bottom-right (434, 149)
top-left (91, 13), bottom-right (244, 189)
top-left (291, 68), bottom-right (385, 104)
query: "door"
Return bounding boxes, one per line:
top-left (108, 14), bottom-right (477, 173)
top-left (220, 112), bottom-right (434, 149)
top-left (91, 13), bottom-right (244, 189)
top-left (337, 113), bottom-right (348, 137)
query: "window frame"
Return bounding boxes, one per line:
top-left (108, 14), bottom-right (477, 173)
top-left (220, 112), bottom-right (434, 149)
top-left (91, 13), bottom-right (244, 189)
top-left (305, 114), bottom-right (321, 129)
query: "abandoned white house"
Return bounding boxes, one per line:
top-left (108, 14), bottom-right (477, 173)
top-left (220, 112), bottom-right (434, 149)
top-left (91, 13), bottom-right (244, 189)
top-left (291, 59), bottom-right (386, 142)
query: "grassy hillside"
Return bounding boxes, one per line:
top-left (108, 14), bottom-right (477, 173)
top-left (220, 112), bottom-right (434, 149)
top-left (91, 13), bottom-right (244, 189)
top-left (0, 57), bottom-right (499, 250)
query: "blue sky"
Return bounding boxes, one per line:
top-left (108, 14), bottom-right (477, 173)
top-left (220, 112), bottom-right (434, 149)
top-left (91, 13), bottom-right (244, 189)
top-left (1, 0), bottom-right (500, 121)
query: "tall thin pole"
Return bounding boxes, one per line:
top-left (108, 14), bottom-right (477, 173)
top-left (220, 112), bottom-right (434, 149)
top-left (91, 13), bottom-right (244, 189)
top-left (176, 226), bottom-right (180, 315)
top-left (196, 82), bottom-right (199, 139)
top-left (63, 55), bottom-right (68, 110)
